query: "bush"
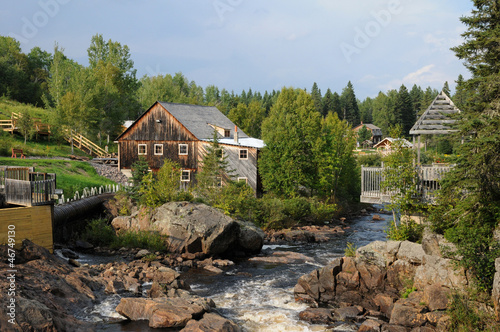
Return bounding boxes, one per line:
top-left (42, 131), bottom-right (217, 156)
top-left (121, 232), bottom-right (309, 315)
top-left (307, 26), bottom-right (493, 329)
top-left (283, 197), bottom-right (311, 221)
top-left (310, 198), bottom-right (338, 222)
top-left (213, 181), bottom-right (255, 218)
top-left (344, 242), bottom-right (357, 257)
top-left (447, 291), bottom-right (496, 331)
top-left (81, 219), bottom-right (117, 246)
top-left (112, 230), bottom-right (166, 252)
top-left (386, 218), bottom-right (424, 243)
top-left (356, 153), bottom-right (382, 167)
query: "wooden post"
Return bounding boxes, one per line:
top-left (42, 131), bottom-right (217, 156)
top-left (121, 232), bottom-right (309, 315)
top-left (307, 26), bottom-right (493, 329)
top-left (417, 135), bottom-right (421, 164)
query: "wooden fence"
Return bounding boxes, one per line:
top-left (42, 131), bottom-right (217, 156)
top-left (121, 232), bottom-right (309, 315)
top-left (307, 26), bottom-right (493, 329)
top-left (360, 165), bottom-right (453, 204)
top-left (0, 205), bottom-right (53, 253)
top-left (1, 166), bottom-right (56, 206)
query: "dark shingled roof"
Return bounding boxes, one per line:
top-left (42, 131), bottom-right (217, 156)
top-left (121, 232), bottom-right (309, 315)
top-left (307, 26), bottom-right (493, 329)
top-left (410, 91), bottom-right (460, 135)
top-left (158, 102), bottom-right (249, 140)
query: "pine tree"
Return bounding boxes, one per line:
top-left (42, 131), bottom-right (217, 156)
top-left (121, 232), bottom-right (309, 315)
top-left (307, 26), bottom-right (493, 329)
top-left (322, 88), bottom-right (334, 117)
top-left (395, 84), bottom-right (414, 136)
top-left (311, 82), bottom-right (322, 114)
top-left (431, 0), bottom-right (500, 292)
top-left (340, 81), bottom-right (360, 126)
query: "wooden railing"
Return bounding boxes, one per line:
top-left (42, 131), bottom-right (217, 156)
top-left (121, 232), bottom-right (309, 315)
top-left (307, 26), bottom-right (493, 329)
top-left (1, 113), bottom-right (51, 135)
top-left (1, 166), bottom-right (56, 206)
top-left (64, 129), bottom-right (109, 158)
top-left (360, 164), bottom-right (453, 204)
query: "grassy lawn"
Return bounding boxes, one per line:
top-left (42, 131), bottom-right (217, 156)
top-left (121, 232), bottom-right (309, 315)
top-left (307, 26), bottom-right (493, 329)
top-left (0, 157), bottom-right (117, 199)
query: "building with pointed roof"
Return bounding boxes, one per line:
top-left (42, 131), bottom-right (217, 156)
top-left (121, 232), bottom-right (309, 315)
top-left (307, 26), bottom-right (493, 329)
top-left (116, 102), bottom-right (264, 193)
top-left (409, 91), bottom-right (460, 163)
top-left (352, 123), bottom-right (383, 145)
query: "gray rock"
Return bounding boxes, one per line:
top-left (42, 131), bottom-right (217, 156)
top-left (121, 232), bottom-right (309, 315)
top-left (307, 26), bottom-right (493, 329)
top-left (396, 241), bottom-right (425, 264)
top-left (135, 249), bottom-right (151, 259)
top-left (235, 219), bottom-right (265, 253)
top-left (413, 255), bottom-right (467, 289)
top-left (492, 257), bottom-right (500, 320)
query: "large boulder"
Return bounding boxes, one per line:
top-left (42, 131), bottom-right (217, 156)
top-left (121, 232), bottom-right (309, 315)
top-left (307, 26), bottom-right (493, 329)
top-left (181, 312), bottom-right (241, 332)
top-left (413, 255), bottom-right (467, 289)
top-left (112, 202), bottom-right (265, 256)
top-left (116, 296), bottom-right (215, 328)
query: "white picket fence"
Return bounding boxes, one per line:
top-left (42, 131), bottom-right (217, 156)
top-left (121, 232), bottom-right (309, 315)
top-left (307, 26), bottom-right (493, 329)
top-left (57, 184), bottom-right (122, 205)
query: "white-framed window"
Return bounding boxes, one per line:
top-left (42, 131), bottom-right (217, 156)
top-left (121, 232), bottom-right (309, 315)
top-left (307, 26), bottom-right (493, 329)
top-left (154, 144), bottom-right (163, 155)
top-left (238, 177), bottom-right (248, 184)
top-left (181, 170), bottom-right (191, 182)
top-left (179, 143), bottom-right (188, 155)
top-left (138, 144), bottom-right (147, 155)
top-left (216, 176), bottom-right (223, 187)
top-left (239, 149), bottom-right (248, 160)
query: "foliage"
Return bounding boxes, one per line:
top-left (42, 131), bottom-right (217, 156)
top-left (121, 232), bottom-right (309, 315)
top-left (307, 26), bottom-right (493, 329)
top-left (356, 153), bottom-right (382, 167)
top-left (138, 159), bottom-right (189, 208)
top-left (386, 218), bottom-right (424, 243)
top-left (381, 125), bottom-right (421, 227)
top-left (344, 242), bottom-right (357, 257)
top-left (260, 87), bottom-right (321, 198)
top-left (81, 218), bottom-right (117, 246)
top-left (16, 108), bottom-right (36, 144)
top-left (314, 112), bottom-right (358, 201)
top-left (356, 125), bottom-right (371, 144)
top-left (112, 230), bottom-right (166, 252)
top-left (400, 286), bottom-right (417, 299)
top-left (429, 0), bottom-right (500, 293)
top-left (196, 129), bottom-right (234, 204)
top-left (131, 156), bottom-right (149, 187)
top-left (340, 81), bottom-right (360, 125)
top-left (142, 253), bottom-right (158, 262)
top-left (212, 180), bottom-right (255, 218)
top-left (447, 291), bottom-right (497, 332)
top-left (309, 198), bottom-right (338, 222)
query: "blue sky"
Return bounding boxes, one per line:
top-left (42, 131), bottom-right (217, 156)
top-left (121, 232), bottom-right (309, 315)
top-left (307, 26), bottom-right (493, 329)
top-left (1, 0), bottom-right (473, 99)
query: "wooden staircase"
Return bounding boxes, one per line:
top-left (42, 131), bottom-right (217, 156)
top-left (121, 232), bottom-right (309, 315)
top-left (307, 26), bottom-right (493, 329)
top-left (0, 112), bottom-right (51, 136)
top-left (64, 130), bottom-right (110, 158)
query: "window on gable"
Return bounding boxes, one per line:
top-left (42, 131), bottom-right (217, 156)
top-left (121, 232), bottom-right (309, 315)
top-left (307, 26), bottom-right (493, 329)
top-left (179, 144), bottom-right (188, 155)
top-left (181, 170), bottom-right (191, 182)
top-left (239, 149), bottom-right (248, 160)
top-left (138, 144), bottom-right (147, 155)
top-left (154, 144), bottom-right (163, 155)
top-left (224, 129), bottom-right (230, 137)
top-left (238, 177), bottom-right (248, 184)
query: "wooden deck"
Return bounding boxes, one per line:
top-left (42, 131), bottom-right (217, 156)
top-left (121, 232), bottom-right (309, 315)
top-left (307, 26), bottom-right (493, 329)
top-left (0, 166), bottom-right (56, 207)
top-left (360, 165), bottom-right (452, 204)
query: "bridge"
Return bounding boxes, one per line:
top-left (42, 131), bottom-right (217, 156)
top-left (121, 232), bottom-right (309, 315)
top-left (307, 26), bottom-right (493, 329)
top-left (360, 164), bottom-right (452, 204)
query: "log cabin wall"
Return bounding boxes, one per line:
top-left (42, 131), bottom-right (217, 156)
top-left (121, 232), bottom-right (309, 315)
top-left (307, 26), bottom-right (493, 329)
top-left (118, 103), bottom-right (198, 170)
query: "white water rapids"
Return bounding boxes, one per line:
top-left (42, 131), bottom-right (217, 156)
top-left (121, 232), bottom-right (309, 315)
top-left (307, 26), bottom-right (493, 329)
top-left (87, 208), bottom-right (388, 331)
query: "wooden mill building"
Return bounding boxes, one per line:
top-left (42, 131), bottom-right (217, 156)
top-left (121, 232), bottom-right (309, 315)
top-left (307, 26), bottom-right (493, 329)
top-left (116, 102), bottom-right (265, 193)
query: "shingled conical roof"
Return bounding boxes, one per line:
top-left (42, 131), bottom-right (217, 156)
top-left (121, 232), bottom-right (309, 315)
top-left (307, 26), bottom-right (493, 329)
top-left (410, 91), bottom-right (460, 135)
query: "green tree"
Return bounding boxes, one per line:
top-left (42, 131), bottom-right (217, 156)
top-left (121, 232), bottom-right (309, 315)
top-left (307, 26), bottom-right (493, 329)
top-left (259, 87), bottom-right (321, 197)
top-left (196, 130), bottom-right (235, 204)
top-left (395, 84), bottom-right (414, 136)
top-left (381, 125), bottom-right (420, 227)
top-left (340, 81), bottom-right (360, 125)
top-left (17, 108), bottom-right (35, 144)
top-left (357, 125), bottom-right (372, 144)
top-left (442, 81), bottom-right (451, 96)
top-left (313, 112), bottom-right (357, 201)
top-left (311, 82), bottom-right (322, 114)
top-left (430, 0), bottom-right (500, 292)
top-left (322, 88), bottom-right (334, 117)
top-left (139, 159), bottom-right (183, 207)
top-left (359, 97), bottom-right (373, 124)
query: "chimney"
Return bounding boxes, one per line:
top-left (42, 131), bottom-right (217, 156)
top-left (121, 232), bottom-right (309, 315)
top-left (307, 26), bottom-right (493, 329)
top-left (234, 125), bottom-right (238, 143)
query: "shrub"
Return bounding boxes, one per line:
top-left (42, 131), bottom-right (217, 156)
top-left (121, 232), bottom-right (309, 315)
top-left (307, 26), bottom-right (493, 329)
top-left (213, 180), bottom-right (255, 218)
top-left (283, 197), bottom-right (311, 221)
top-left (386, 218), bottom-right (424, 243)
top-left (447, 291), bottom-right (497, 331)
top-left (112, 230), bottom-right (166, 252)
top-left (356, 153), bottom-right (382, 167)
top-left (310, 198), bottom-right (338, 222)
top-left (81, 218), bottom-right (117, 246)
top-left (344, 242), bottom-right (357, 257)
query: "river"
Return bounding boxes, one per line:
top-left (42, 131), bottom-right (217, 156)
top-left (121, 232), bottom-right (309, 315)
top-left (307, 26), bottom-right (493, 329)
top-left (92, 208), bottom-right (389, 331)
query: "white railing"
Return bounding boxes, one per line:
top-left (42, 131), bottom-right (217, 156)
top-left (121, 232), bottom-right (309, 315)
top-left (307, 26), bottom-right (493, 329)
top-left (360, 164), bottom-right (453, 204)
top-left (58, 184), bottom-right (121, 205)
